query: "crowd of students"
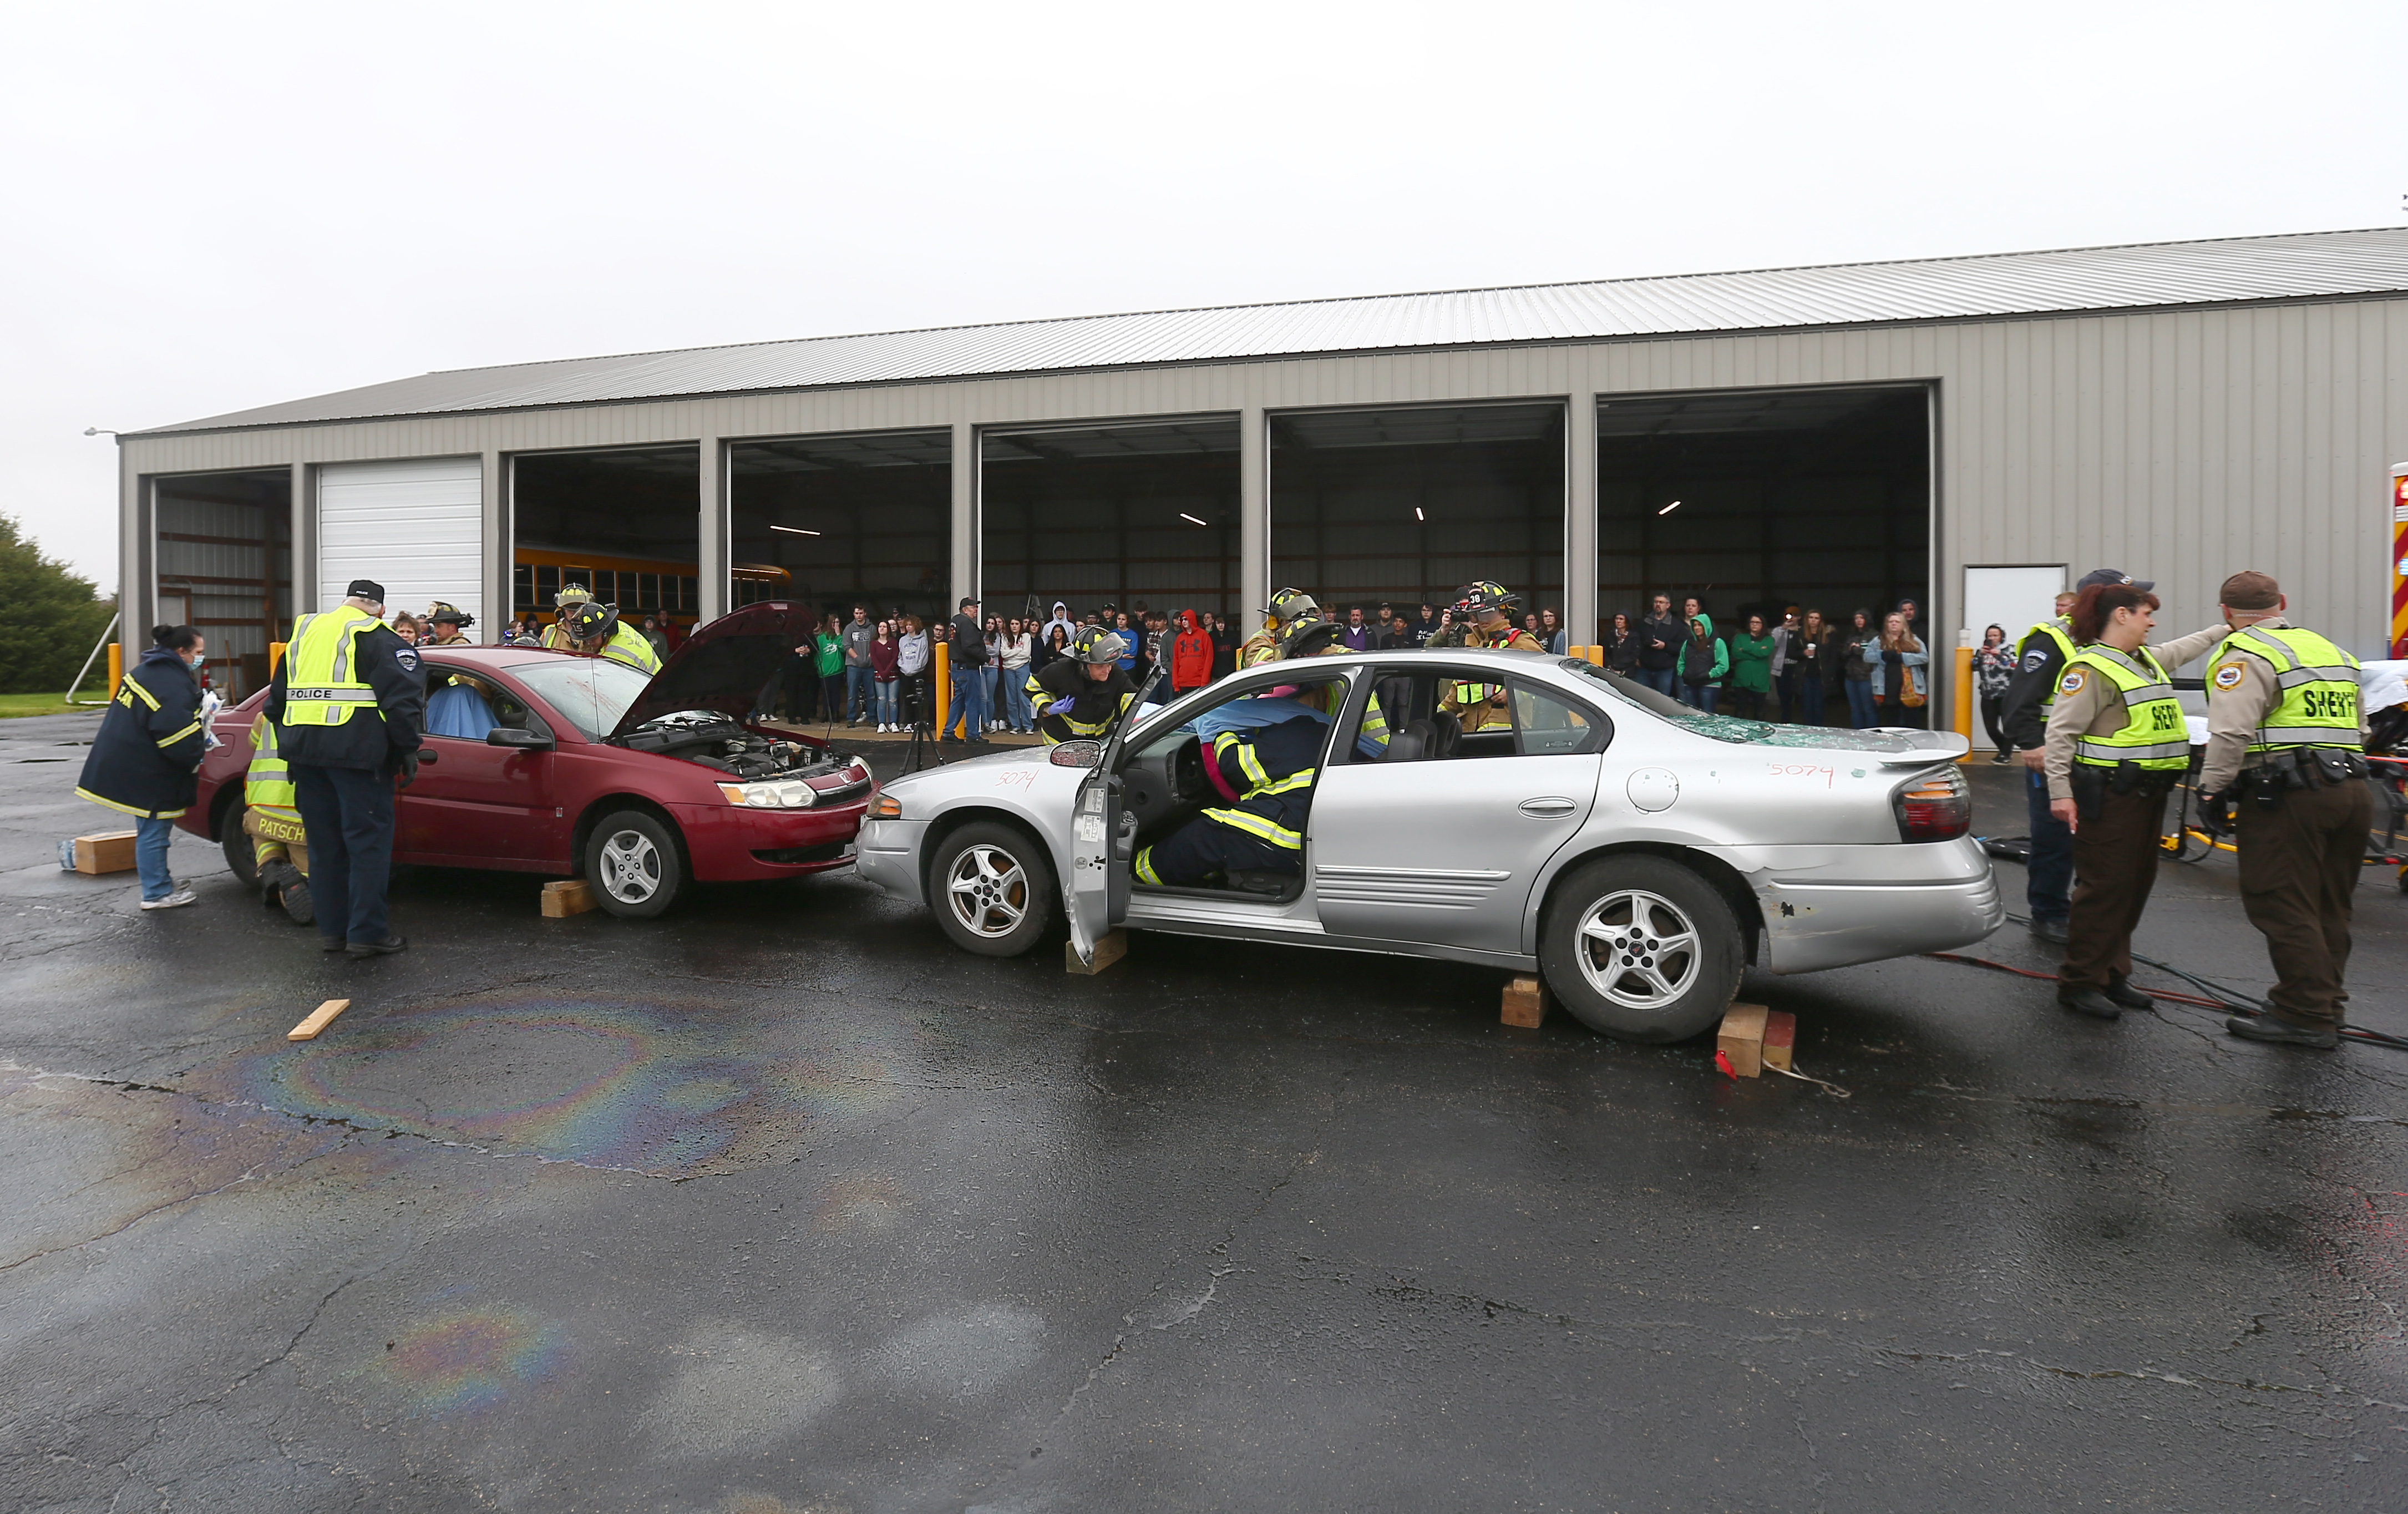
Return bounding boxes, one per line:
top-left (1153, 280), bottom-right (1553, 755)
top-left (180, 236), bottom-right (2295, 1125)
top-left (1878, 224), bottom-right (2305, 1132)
top-left (1598, 594), bottom-right (1934, 728)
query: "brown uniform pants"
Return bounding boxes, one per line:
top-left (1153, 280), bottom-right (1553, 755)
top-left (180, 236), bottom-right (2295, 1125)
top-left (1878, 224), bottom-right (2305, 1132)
top-left (2061, 783), bottom-right (2169, 991)
top-left (2234, 779), bottom-right (2371, 1029)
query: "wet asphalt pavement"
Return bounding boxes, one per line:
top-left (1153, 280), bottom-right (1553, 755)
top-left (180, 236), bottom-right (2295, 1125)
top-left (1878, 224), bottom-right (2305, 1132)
top-left (2, 710), bottom-right (2404, 1512)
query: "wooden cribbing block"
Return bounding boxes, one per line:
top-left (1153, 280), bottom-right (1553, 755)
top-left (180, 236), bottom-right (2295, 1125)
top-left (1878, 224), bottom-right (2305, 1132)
top-left (1500, 974), bottom-right (1549, 1029)
top-left (1064, 929), bottom-right (1128, 975)
top-left (541, 879), bottom-right (597, 918)
top-left (1717, 1002), bottom-right (1770, 1078)
top-left (287, 999), bottom-right (352, 1042)
top-left (1761, 1010), bottom-right (1797, 1072)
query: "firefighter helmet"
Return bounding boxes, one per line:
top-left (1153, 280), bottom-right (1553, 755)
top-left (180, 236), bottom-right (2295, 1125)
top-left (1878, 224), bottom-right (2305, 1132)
top-left (1452, 580), bottom-right (1520, 618)
top-left (423, 600), bottom-right (474, 629)
top-left (561, 600), bottom-right (619, 644)
top-left (1278, 614), bottom-right (1344, 660)
top-left (1069, 627), bottom-right (1127, 665)
top-left (554, 583), bottom-right (595, 609)
top-left (1263, 587), bottom-right (1320, 626)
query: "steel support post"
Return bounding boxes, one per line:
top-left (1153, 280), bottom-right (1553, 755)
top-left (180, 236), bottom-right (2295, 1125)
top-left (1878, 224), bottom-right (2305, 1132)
top-left (1565, 392), bottom-right (1599, 642)
top-left (951, 419), bottom-right (977, 610)
top-left (1240, 404), bottom-right (1268, 632)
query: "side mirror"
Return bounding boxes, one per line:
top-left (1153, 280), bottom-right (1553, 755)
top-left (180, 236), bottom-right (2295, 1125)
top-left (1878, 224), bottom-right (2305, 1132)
top-left (487, 727), bottom-right (554, 751)
top-left (1048, 740), bottom-right (1102, 768)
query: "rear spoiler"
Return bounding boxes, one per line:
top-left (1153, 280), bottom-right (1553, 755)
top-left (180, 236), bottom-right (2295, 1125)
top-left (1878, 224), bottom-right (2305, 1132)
top-left (1874, 732), bottom-right (1970, 766)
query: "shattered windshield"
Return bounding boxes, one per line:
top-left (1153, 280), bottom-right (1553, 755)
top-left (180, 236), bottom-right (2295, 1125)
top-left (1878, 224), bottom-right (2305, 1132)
top-left (509, 658), bottom-right (655, 741)
top-left (1558, 660), bottom-right (1941, 752)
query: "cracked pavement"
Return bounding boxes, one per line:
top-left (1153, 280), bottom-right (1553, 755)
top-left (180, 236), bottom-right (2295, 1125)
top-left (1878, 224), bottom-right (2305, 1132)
top-left (1, 709), bottom-right (2401, 1511)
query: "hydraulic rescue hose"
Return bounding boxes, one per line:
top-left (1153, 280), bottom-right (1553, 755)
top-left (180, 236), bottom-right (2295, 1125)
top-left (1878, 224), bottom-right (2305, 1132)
top-left (1925, 912), bottom-right (2408, 1052)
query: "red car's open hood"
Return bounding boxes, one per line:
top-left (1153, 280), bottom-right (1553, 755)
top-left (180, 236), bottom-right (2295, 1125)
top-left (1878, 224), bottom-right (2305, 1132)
top-left (606, 602), bottom-right (824, 741)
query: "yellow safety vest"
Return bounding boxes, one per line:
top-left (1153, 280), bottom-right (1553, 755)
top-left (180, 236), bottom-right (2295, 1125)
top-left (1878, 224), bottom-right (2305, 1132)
top-left (2210, 625), bottom-right (2362, 754)
top-left (281, 606), bottom-right (386, 726)
top-left (2025, 617), bottom-right (2077, 706)
top-left (599, 622), bottom-right (662, 674)
top-left (2066, 644), bottom-right (2188, 769)
top-left (245, 713), bottom-right (297, 813)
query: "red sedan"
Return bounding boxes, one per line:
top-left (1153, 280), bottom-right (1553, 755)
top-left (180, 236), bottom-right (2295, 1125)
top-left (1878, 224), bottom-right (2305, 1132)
top-left (178, 604), bottom-right (873, 917)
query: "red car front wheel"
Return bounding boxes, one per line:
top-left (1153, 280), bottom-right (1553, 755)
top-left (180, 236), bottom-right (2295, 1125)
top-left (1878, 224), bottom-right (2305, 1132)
top-left (585, 809), bottom-right (687, 918)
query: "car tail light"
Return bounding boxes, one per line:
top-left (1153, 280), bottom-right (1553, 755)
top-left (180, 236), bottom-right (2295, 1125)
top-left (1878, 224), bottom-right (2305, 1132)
top-left (1893, 766), bottom-right (1971, 842)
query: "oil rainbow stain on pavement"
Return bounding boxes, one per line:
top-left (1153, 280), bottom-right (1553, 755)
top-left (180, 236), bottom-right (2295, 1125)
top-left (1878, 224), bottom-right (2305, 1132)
top-left (369, 1303), bottom-right (573, 1417)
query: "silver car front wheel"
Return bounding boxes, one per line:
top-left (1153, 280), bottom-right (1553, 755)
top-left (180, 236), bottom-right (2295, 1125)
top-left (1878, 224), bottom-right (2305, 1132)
top-left (1541, 855), bottom-right (1743, 1042)
top-left (946, 844), bottom-right (1028, 939)
top-left (929, 821), bottom-right (1056, 957)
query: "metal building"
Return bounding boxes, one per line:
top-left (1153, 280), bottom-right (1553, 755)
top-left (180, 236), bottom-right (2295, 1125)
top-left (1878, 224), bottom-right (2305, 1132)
top-left (114, 227), bottom-right (2408, 718)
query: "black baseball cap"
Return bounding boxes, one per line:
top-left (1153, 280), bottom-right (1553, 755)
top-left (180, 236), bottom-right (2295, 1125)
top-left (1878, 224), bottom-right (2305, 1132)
top-left (346, 579), bottom-right (386, 601)
top-left (2076, 568), bottom-right (2153, 593)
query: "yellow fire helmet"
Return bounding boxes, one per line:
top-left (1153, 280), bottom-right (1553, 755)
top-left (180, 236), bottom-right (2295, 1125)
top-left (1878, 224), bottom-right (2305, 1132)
top-left (554, 583), bottom-right (595, 609)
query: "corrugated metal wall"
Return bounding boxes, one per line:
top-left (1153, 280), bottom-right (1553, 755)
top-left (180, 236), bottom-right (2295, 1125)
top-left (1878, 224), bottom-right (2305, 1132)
top-left (118, 296), bottom-right (2408, 696)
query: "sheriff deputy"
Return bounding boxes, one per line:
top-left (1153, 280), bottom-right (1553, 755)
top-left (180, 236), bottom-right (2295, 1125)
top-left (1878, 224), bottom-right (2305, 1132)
top-left (2194, 570), bottom-right (2372, 1050)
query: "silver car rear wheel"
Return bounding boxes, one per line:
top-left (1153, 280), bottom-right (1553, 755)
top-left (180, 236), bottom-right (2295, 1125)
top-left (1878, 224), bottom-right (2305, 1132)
top-left (1574, 888), bottom-right (1702, 1010)
top-left (1541, 855), bottom-right (1743, 1042)
top-left (930, 822), bottom-right (1056, 957)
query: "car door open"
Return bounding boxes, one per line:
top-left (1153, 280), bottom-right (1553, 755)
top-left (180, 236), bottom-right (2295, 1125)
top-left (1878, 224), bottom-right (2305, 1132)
top-left (1307, 667), bottom-right (1609, 958)
top-left (1066, 662), bottom-right (1167, 965)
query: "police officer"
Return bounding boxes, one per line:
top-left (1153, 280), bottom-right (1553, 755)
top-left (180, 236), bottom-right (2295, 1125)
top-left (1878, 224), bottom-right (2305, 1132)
top-left (243, 708), bottom-right (313, 925)
top-left (266, 579), bottom-right (425, 956)
top-left (559, 600), bottom-right (663, 674)
top-left (1237, 588), bottom-right (1321, 670)
top-left (2040, 582), bottom-right (2227, 1019)
top-left (2001, 574), bottom-right (2127, 943)
top-left (2194, 571), bottom-right (2372, 1049)
top-left (540, 584), bottom-right (595, 649)
top-left (1027, 627), bottom-right (1137, 745)
top-left (1438, 581), bottom-right (1543, 732)
top-left (1134, 712), bottom-right (1324, 889)
top-left (421, 602), bottom-right (474, 646)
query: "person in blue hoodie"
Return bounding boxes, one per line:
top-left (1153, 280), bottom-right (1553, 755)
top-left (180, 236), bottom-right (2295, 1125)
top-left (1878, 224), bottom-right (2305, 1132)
top-left (75, 625), bottom-right (211, 909)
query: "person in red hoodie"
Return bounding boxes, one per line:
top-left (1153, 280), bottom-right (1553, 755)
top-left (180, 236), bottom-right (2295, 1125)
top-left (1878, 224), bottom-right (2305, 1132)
top-left (1172, 609), bottom-right (1216, 693)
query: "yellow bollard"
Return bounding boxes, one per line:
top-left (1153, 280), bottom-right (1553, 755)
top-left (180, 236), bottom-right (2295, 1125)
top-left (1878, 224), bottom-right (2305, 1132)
top-left (1953, 642), bottom-right (1975, 762)
top-left (268, 641), bottom-right (286, 672)
top-left (933, 652), bottom-right (953, 738)
top-left (107, 641), bottom-right (123, 699)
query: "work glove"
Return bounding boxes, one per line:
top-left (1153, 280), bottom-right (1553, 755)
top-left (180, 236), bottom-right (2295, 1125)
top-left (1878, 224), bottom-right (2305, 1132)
top-left (2195, 789), bottom-right (2233, 837)
top-left (397, 751), bottom-right (420, 790)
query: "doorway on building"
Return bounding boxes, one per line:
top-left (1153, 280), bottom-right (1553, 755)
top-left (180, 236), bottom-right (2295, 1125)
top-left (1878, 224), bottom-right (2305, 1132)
top-left (1270, 404), bottom-right (1565, 635)
top-left (511, 445), bottom-right (701, 646)
top-left (980, 418), bottom-right (1240, 629)
top-left (153, 468), bottom-right (292, 700)
top-left (1595, 384), bottom-right (1930, 652)
top-left (730, 430), bottom-right (950, 626)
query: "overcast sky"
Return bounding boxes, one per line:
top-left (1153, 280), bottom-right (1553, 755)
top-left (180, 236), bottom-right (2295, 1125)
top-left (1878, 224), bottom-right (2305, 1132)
top-left (4, 0), bottom-right (2401, 589)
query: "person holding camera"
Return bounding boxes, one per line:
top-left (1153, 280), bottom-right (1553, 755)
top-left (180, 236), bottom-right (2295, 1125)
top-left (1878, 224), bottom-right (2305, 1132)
top-left (2193, 571), bottom-right (2371, 1049)
top-left (2040, 581), bottom-right (2226, 1020)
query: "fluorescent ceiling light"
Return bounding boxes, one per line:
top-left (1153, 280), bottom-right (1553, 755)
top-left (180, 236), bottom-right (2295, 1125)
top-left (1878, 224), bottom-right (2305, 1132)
top-left (1656, 500), bottom-right (1682, 515)
top-left (770, 524), bottom-right (821, 536)
top-left (1415, 507), bottom-right (1425, 521)
top-left (1179, 513), bottom-right (1208, 526)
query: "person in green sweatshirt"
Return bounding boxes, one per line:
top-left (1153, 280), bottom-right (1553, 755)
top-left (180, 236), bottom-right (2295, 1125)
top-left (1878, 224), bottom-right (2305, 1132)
top-left (1727, 612), bottom-right (1776, 718)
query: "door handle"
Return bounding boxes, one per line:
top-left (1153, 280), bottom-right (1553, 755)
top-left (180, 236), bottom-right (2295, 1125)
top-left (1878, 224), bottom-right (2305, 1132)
top-left (1518, 797), bottom-right (1576, 818)
top-left (417, 750), bottom-right (440, 764)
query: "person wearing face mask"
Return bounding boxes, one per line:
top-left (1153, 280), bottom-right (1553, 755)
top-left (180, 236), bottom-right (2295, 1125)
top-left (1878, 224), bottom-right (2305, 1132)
top-left (75, 624), bottom-right (215, 910)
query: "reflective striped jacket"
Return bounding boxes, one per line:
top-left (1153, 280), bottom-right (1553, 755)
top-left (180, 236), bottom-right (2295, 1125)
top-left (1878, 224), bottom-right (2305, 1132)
top-left (74, 647), bottom-right (205, 819)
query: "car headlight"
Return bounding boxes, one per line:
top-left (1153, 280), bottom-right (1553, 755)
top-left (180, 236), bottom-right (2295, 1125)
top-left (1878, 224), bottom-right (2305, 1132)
top-left (718, 781), bottom-right (818, 809)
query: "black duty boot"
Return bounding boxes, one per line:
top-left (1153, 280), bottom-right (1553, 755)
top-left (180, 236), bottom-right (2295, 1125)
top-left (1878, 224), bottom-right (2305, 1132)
top-left (261, 859), bottom-right (302, 907)
top-left (278, 877), bottom-right (315, 926)
top-left (2225, 1014), bottom-right (2338, 1050)
top-left (2029, 916), bottom-right (2070, 945)
top-left (2105, 976), bottom-right (2154, 1011)
top-left (346, 935), bottom-right (408, 958)
top-left (2057, 988), bottom-right (2122, 1020)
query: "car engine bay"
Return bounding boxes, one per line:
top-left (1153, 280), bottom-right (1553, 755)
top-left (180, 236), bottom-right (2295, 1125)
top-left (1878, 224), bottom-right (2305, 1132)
top-left (615, 710), bottom-right (855, 782)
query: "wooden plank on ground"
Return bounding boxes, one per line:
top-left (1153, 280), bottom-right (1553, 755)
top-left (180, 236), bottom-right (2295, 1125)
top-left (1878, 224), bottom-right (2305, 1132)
top-left (1064, 930), bottom-right (1127, 975)
top-left (541, 879), bottom-right (597, 918)
top-left (287, 999), bottom-right (352, 1042)
top-left (1717, 1002), bottom-right (1770, 1078)
top-left (1500, 975), bottom-right (1548, 1029)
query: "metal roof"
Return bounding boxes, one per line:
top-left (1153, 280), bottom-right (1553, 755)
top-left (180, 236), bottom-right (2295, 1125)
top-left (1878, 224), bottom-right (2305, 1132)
top-left (140, 227), bottom-right (2408, 436)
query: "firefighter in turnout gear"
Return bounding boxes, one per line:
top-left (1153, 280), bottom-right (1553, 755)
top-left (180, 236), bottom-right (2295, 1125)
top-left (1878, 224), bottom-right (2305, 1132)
top-left (244, 710), bottom-right (313, 925)
top-left (1275, 613), bottom-right (1392, 755)
top-left (559, 599), bottom-right (662, 675)
top-left (540, 584), bottom-right (596, 649)
top-left (420, 602), bottom-right (474, 646)
top-left (1135, 713), bottom-right (1325, 889)
top-left (1027, 627), bottom-right (1138, 745)
top-left (2039, 582), bottom-right (2227, 1020)
top-left (1438, 581), bottom-right (1543, 732)
top-left (2193, 571), bottom-right (2374, 1049)
top-left (263, 578), bottom-right (426, 955)
top-left (1237, 588), bottom-right (1321, 670)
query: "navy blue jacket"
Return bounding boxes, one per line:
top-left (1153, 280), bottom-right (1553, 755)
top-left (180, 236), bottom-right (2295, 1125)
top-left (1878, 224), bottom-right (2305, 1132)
top-left (75, 647), bottom-right (207, 819)
top-left (264, 622), bottom-right (427, 772)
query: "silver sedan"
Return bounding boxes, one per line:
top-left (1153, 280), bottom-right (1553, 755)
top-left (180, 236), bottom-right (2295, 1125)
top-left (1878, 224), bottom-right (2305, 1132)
top-left (856, 650), bottom-right (2001, 1041)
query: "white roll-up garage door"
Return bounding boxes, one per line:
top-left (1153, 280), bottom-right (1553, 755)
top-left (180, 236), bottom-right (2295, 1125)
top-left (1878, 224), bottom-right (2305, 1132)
top-left (318, 457), bottom-right (483, 624)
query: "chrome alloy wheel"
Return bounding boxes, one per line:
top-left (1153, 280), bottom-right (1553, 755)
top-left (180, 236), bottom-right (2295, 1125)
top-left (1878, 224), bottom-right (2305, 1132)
top-left (1574, 888), bottom-right (1703, 1010)
top-left (597, 828), bottom-right (663, 904)
top-left (945, 843), bottom-right (1028, 939)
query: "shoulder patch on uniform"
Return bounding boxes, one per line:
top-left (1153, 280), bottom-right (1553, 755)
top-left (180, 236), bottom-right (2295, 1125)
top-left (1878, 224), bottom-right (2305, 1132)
top-left (2211, 660), bottom-right (2245, 691)
top-left (394, 648), bottom-right (420, 672)
top-left (2057, 667), bottom-right (2086, 696)
top-left (2020, 649), bottom-right (2048, 672)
